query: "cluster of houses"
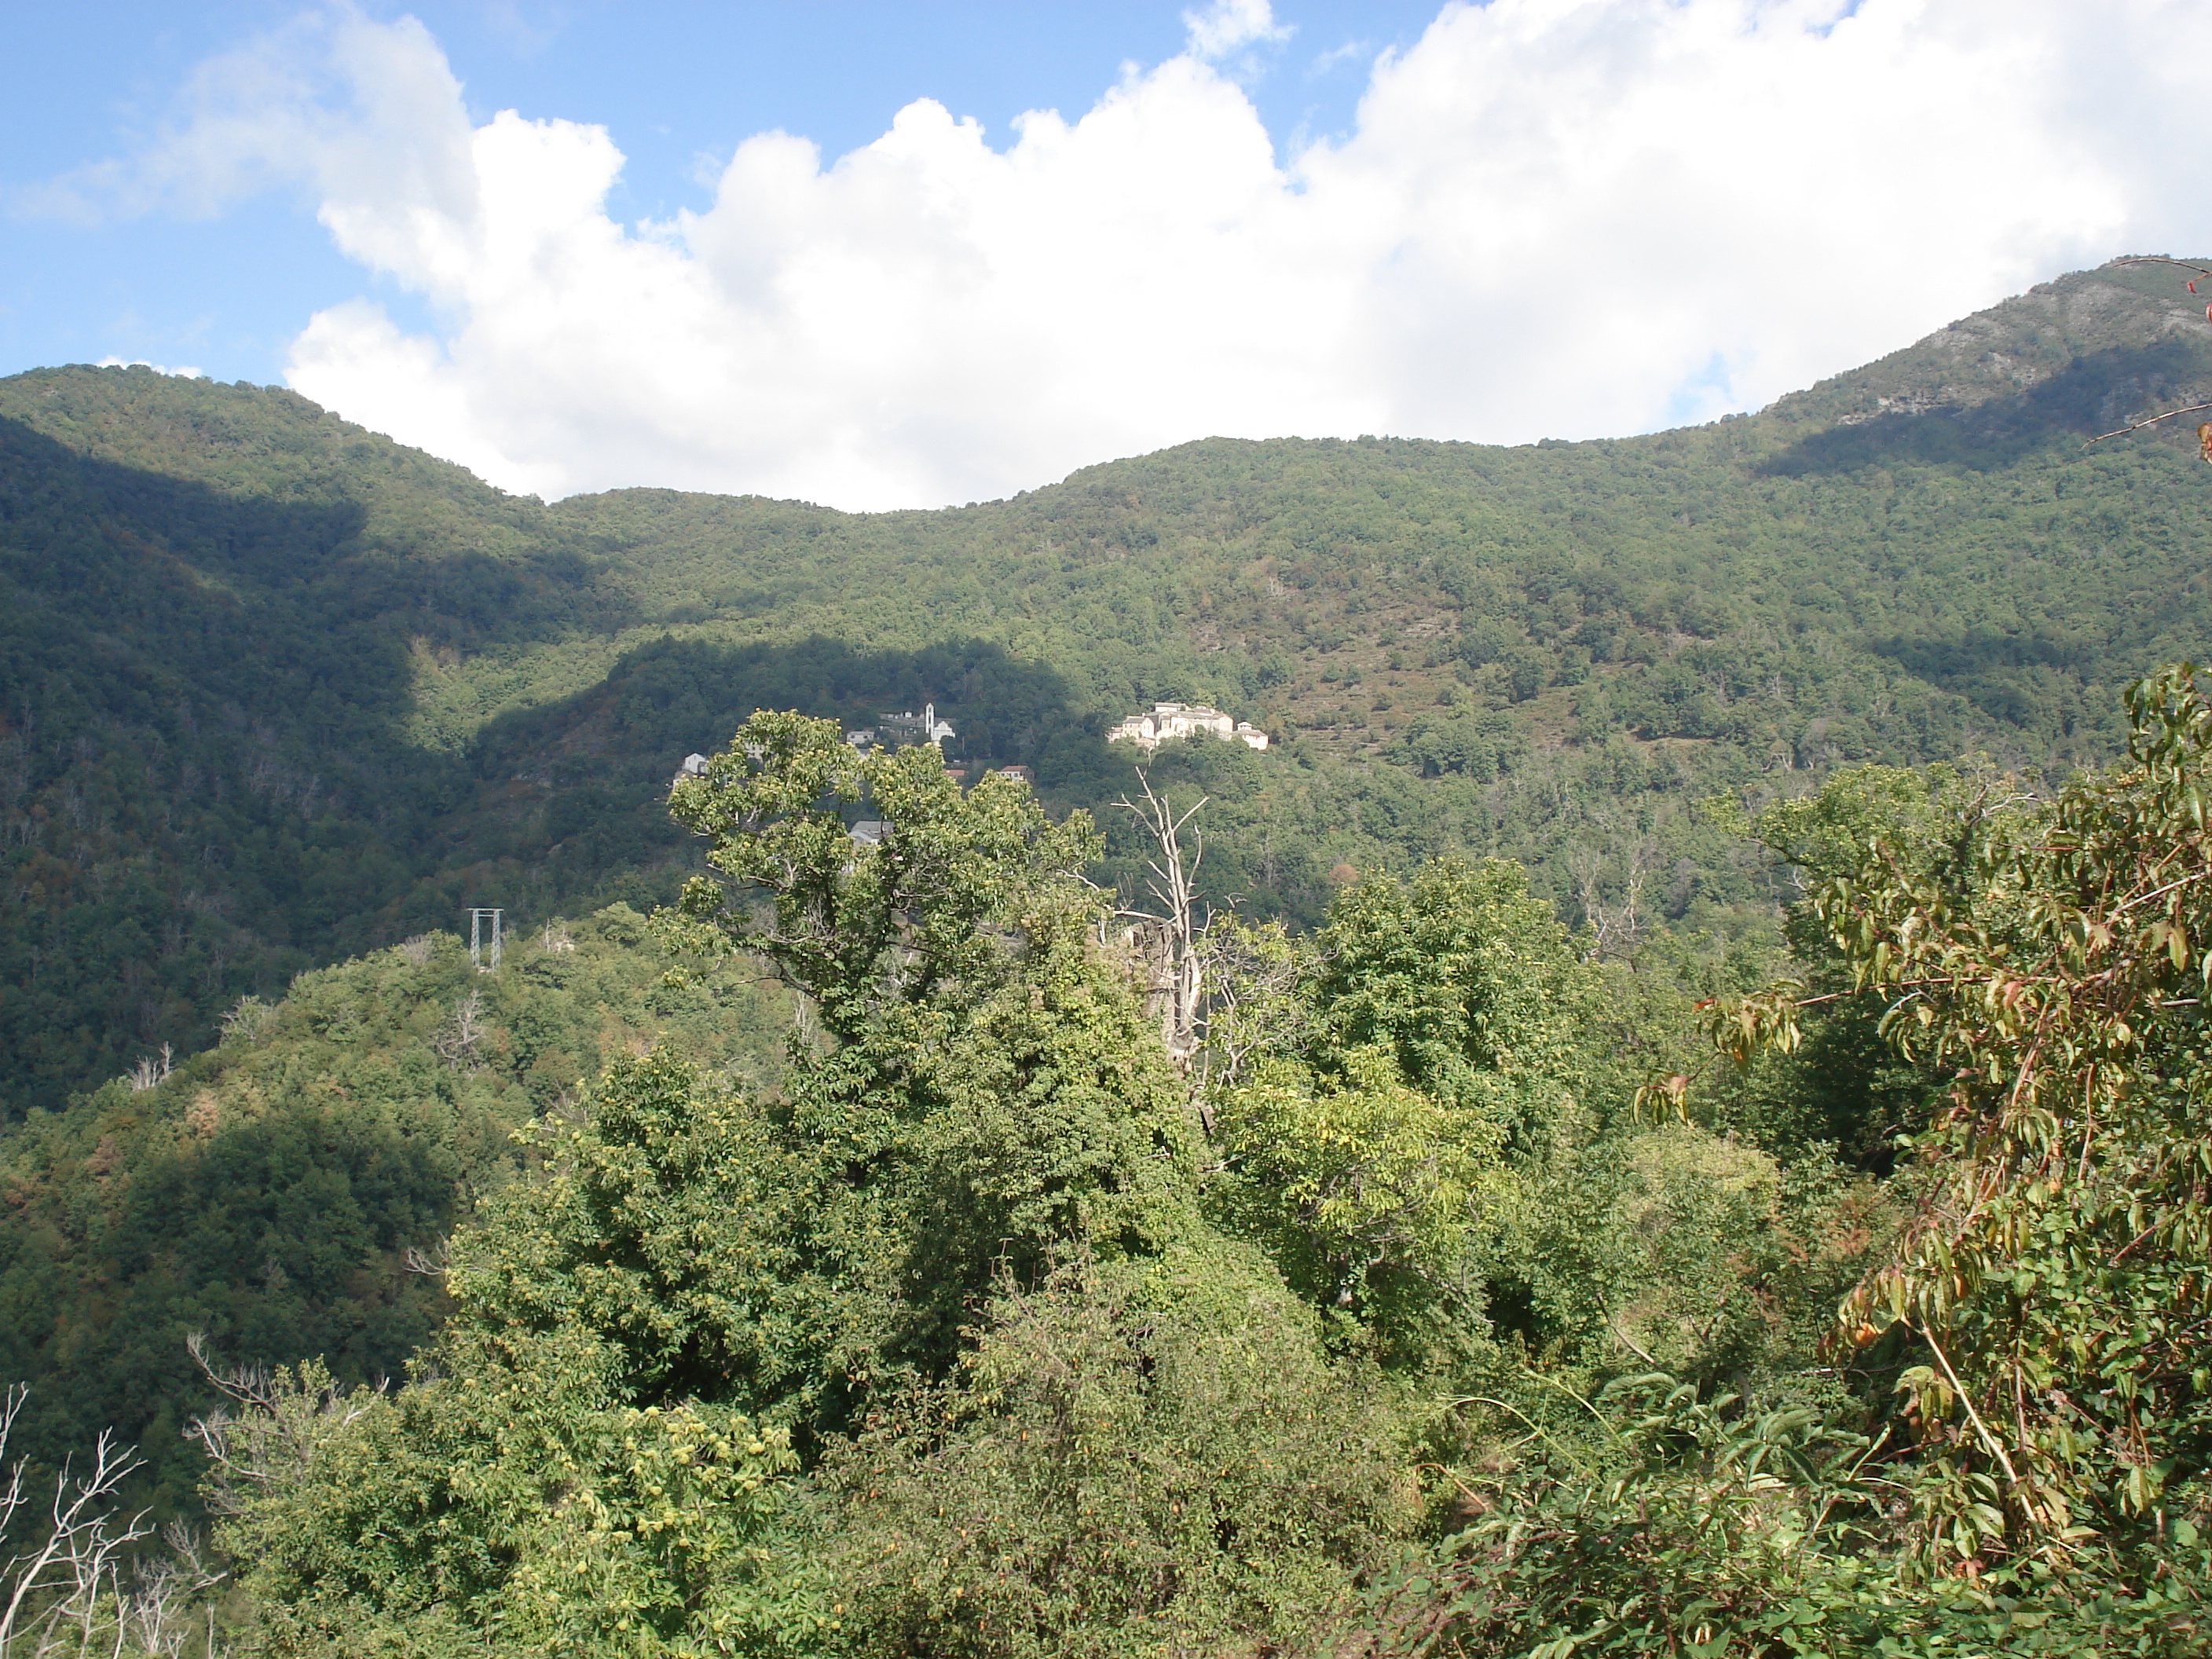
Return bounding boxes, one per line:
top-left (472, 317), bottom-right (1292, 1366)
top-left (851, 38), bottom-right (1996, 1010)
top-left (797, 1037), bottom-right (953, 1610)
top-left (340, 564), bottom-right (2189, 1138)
top-left (1105, 701), bottom-right (1269, 753)
top-left (675, 699), bottom-right (1262, 829)
top-left (844, 703), bottom-right (956, 750)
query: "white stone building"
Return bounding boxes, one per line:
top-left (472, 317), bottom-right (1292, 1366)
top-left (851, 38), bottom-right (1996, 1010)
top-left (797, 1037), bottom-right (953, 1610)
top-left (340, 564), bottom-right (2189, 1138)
top-left (1107, 702), bottom-right (1269, 753)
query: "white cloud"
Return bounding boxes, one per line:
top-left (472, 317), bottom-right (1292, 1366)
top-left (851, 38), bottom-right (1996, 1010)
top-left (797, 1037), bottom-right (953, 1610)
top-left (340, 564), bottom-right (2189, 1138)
top-left (1184, 0), bottom-right (1293, 62)
top-left (31, 9), bottom-right (474, 237)
top-left (60, 0), bottom-right (2212, 508)
top-left (97, 356), bottom-right (206, 379)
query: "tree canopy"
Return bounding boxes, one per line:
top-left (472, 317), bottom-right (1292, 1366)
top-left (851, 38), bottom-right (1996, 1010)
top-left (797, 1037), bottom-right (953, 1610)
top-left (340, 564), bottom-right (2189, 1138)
top-left (6, 262), bottom-right (2212, 1654)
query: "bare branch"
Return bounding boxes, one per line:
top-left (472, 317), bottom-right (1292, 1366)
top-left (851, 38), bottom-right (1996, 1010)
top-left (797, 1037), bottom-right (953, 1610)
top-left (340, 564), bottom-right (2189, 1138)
top-left (2082, 399), bottom-right (2212, 449)
top-left (402, 1236), bottom-right (452, 1277)
top-left (2108, 254), bottom-right (2212, 283)
top-left (0, 1423), bottom-right (151, 1654)
top-left (185, 1335), bottom-right (382, 1515)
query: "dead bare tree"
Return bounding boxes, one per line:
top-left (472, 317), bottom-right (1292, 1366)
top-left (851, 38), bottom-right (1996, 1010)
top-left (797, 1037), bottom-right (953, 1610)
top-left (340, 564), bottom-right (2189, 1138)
top-left (1567, 837), bottom-right (1653, 961)
top-left (218, 995), bottom-right (277, 1046)
top-left (125, 1044), bottom-right (174, 1093)
top-left (0, 1383), bottom-right (222, 1657)
top-left (433, 990), bottom-right (489, 1071)
top-left (1111, 771), bottom-right (1207, 1079)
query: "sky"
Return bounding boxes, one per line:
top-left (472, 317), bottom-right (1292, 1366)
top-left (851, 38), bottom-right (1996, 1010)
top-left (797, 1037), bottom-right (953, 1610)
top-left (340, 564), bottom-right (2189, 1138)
top-left (5, 0), bottom-right (2210, 511)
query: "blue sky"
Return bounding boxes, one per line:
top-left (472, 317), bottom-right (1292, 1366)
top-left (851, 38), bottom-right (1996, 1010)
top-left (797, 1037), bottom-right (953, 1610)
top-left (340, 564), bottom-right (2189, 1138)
top-left (4, 2), bottom-right (1442, 386)
top-left (5, 2), bottom-right (2204, 510)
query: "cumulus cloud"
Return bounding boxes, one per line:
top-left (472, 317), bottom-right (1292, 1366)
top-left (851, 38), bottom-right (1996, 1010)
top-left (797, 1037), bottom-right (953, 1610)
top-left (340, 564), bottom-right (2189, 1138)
top-left (57, 0), bottom-right (2212, 508)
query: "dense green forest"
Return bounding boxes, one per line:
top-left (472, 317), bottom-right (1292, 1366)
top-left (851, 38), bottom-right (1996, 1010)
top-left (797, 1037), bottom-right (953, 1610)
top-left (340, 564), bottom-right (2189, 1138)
top-left (2, 258), bottom-right (2212, 1653)
top-left (5, 258), bottom-right (2210, 1115)
top-left (21, 681), bottom-right (2212, 1656)
top-left (0, 905), bottom-right (789, 1508)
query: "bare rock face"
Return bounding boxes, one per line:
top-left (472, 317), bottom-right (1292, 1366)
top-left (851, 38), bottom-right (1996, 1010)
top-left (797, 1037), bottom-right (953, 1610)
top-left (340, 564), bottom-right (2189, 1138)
top-left (1769, 258), bottom-right (2212, 435)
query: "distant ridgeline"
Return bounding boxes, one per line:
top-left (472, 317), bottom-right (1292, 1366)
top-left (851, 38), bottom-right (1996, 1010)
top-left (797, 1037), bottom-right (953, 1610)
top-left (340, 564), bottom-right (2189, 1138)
top-left (2, 256), bottom-right (2212, 1111)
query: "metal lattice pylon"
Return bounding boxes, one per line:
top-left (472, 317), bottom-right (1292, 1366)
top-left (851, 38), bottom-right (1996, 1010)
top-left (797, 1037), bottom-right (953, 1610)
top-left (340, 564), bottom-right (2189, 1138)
top-left (467, 908), bottom-right (504, 972)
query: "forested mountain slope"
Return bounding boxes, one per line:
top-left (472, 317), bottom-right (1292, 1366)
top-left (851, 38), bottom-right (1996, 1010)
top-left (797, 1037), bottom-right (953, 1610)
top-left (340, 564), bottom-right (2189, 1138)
top-left (0, 905), bottom-right (789, 1506)
top-left (3, 256), bottom-right (2210, 1115)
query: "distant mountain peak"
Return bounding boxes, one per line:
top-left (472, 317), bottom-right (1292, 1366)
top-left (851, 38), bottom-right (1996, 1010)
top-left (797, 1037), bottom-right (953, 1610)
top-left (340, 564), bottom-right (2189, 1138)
top-left (1773, 257), bottom-right (2212, 431)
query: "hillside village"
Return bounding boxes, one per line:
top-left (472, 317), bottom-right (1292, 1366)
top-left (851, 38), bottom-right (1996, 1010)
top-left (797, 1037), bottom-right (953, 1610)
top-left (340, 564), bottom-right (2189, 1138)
top-left (678, 700), bottom-right (1264, 797)
top-left (1107, 701), bottom-right (1270, 753)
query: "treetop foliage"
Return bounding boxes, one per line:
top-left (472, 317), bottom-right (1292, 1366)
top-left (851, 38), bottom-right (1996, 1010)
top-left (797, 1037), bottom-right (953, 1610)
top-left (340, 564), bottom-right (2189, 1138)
top-left (16, 665), bottom-right (2212, 1656)
top-left (664, 711), bottom-right (1103, 1039)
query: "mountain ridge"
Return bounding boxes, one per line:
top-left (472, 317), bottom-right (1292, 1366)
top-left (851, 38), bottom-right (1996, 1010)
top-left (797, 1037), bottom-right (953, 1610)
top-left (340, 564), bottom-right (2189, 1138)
top-left (2, 255), bottom-right (2210, 1114)
top-left (1769, 255), bottom-right (2212, 428)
